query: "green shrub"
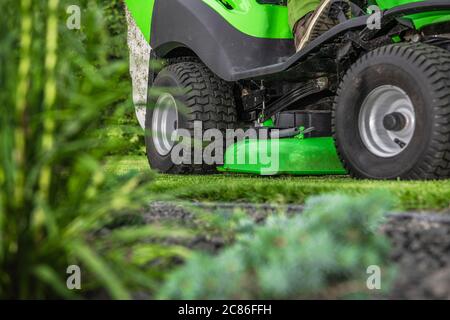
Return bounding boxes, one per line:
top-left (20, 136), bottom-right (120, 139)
top-left (100, 0), bottom-right (127, 60)
top-left (0, 0), bottom-right (184, 299)
top-left (159, 192), bottom-right (396, 299)
top-left (100, 0), bottom-right (145, 156)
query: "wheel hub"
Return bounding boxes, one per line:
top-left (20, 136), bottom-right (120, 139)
top-left (152, 93), bottom-right (179, 156)
top-left (382, 112), bottom-right (407, 132)
top-left (359, 85), bottom-right (416, 158)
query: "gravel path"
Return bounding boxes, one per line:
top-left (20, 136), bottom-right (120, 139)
top-left (383, 213), bottom-right (450, 299)
top-left (141, 201), bottom-right (450, 299)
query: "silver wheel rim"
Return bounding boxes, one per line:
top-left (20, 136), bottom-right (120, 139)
top-left (359, 85), bottom-right (416, 158)
top-left (152, 93), bottom-right (179, 156)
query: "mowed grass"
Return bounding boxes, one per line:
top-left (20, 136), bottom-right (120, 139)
top-left (106, 156), bottom-right (450, 211)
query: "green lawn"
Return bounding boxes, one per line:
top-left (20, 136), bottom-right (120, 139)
top-left (107, 156), bottom-right (450, 211)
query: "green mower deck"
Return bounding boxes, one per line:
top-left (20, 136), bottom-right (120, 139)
top-left (219, 137), bottom-right (347, 176)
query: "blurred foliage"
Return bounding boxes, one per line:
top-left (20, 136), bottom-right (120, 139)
top-left (159, 192), bottom-right (396, 299)
top-left (100, 0), bottom-right (128, 60)
top-left (99, 0), bottom-right (145, 156)
top-left (0, 0), bottom-right (184, 299)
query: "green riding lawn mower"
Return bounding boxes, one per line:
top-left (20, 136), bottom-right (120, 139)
top-left (125, 0), bottom-right (450, 179)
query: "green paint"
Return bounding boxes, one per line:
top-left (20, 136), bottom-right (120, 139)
top-left (295, 126), bottom-right (306, 140)
top-left (124, 0), bottom-right (450, 44)
top-left (376, 0), bottom-right (450, 29)
top-left (391, 35), bottom-right (402, 42)
top-left (201, 0), bottom-right (292, 39)
top-left (219, 137), bottom-right (347, 176)
top-left (125, 0), bottom-right (155, 42)
top-left (262, 118), bottom-right (274, 127)
top-left (287, 0), bottom-right (322, 31)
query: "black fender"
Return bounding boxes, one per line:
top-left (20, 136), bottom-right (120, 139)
top-left (150, 0), bottom-right (295, 82)
top-left (151, 0), bottom-right (450, 82)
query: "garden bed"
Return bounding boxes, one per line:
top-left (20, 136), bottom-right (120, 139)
top-left (136, 201), bottom-right (450, 299)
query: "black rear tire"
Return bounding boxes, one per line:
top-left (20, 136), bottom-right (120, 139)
top-left (146, 62), bottom-right (236, 174)
top-left (333, 43), bottom-right (450, 180)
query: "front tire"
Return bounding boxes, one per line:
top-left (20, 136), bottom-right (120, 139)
top-left (333, 43), bottom-right (450, 179)
top-left (146, 61), bottom-right (236, 174)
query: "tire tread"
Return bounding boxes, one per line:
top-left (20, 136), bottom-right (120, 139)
top-left (150, 61), bottom-right (236, 174)
top-left (333, 43), bottom-right (450, 179)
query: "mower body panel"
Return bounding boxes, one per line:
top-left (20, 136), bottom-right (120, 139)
top-left (124, 0), bottom-right (155, 42)
top-left (125, 0), bottom-right (450, 46)
top-left (125, 0), bottom-right (292, 43)
top-left (125, 0), bottom-right (450, 82)
top-left (200, 0), bottom-right (293, 39)
top-left (147, 0), bottom-right (295, 81)
top-left (219, 137), bottom-right (347, 175)
top-left (376, 0), bottom-right (450, 29)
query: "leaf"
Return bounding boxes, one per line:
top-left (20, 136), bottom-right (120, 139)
top-left (33, 265), bottom-right (78, 300)
top-left (72, 242), bottom-right (130, 300)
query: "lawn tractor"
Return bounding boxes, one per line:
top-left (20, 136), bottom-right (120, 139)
top-left (125, 0), bottom-right (450, 179)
